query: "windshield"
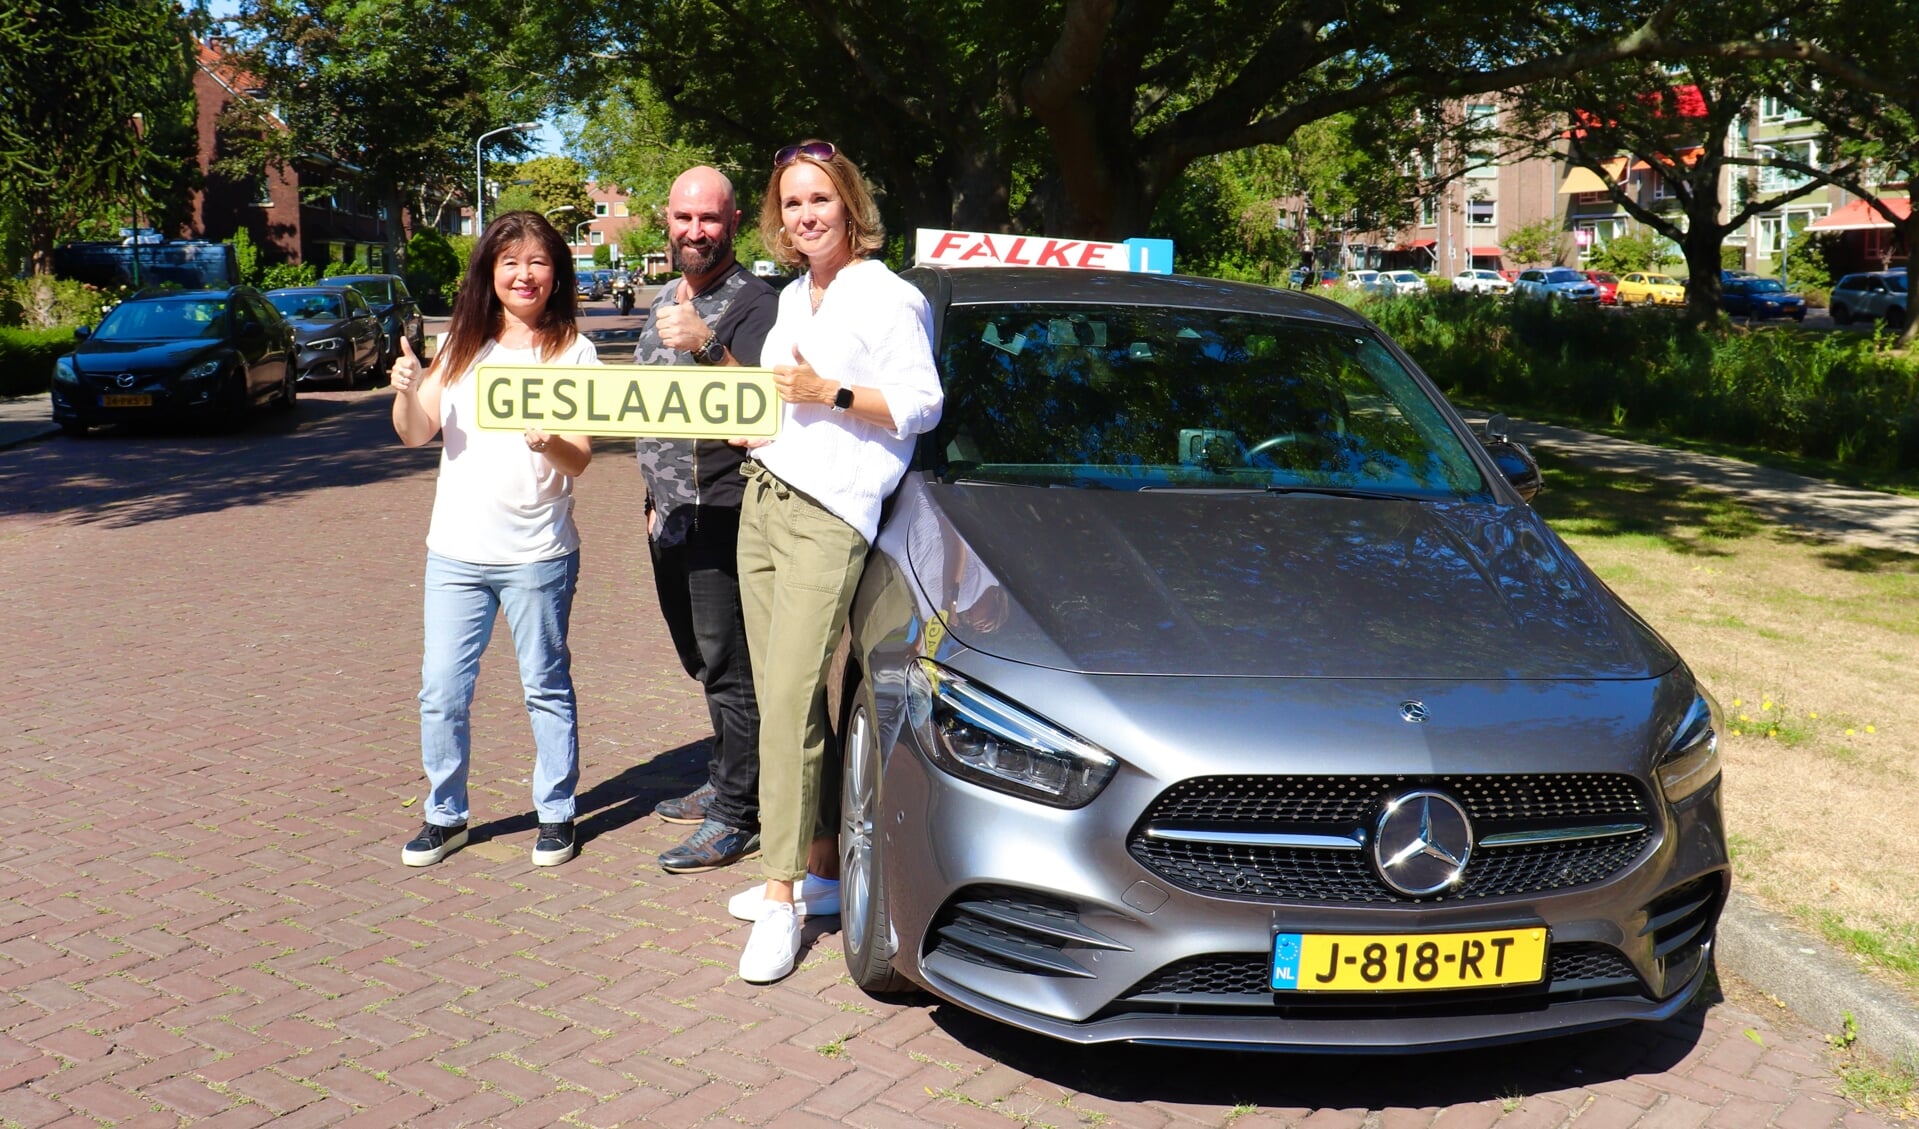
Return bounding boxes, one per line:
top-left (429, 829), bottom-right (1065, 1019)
top-left (1648, 275), bottom-right (1679, 286)
top-left (270, 292), bottom-right (342, 319)
top-left (343, 278), bottom-right (394, 303)
top-left (1590, 272), bottom-right (1617, 283)
top-left (93, 298), bottom-right (228, 341)
top-left (931, 304), bottom-right (1490, 500)
top-left (1746, 279), bottom-right (1785, 293)
top-left (1891, 275), bottom-right (1910, 294)
top-left (1543, 269), bottom-right (1584, 284)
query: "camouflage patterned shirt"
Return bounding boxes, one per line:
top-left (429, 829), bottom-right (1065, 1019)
top-left (633, 262), bottom-right (777, 547)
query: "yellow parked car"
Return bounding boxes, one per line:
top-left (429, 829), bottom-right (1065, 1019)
top-left (1616, 272), bottom-right (1686, 307)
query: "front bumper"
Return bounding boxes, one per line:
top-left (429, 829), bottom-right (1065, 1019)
top-left (51, 372), bottom-right (226, 424)
top-left (872, 671), bottom-right (1729, 1051)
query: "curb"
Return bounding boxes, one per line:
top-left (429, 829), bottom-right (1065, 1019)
top-left (1717, 890), bottom-right (1919, 1065)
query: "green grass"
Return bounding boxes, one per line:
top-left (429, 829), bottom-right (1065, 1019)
top-left (1811, 912), bottom-right (1919, 984)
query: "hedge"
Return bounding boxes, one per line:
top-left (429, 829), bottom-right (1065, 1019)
top-left (1, 327), bottom-right (78, 398)
top-left (1363, 292), bottom-right (1919, 472)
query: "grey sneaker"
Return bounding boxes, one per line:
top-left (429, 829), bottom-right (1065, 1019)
top-left (401, 822), bottom-right (467, 866)
top-left (654, 781), bottom-right (717, 825)
top-left (659, 816), bottom-right (761, 874)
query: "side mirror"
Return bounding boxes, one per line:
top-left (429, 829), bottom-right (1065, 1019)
top-left (1479, 415), bottom-right (1542, 503)
top-left (74, 326), bottom-right (91, 341)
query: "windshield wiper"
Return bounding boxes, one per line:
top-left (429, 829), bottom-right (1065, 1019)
top-left (1264, 484), bottom-right (1409, 501)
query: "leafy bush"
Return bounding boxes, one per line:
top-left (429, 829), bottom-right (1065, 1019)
top-left (404, 228), bottom-right (460, 313)
top-left (231, 227), bottom-right (261, 287)
top-left (1586, 229), bottom-right (1678, 274)
top-left (0, 276), bottom-right (116, 329)
top-left (0, 326), bottom-right (79, 396)
top-left (1367, 292), bottom-right (1919, 470)
top-left (260, 261), bottom-right (319, 290)
top-left (322, 257), bottom-right (370, 278)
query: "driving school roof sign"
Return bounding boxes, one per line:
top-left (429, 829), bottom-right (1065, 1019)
top-left (915, 228), bottom-right (1174, 274)
top-left (474, 364), bottom-right (781, 439)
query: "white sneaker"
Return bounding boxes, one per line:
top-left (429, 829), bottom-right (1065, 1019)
top-left (727, 874), bottom-right (841, 921)
top-left (738, 902), bottom-right (802, 983)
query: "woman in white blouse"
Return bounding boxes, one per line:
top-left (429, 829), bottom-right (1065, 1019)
top-left (387, 211), bottom-right (599, 871)
top-left (729, 141), bottom-right (943, 983)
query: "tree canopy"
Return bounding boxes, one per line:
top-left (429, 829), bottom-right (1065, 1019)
top-left (0, 0), bottom-right (200, 274)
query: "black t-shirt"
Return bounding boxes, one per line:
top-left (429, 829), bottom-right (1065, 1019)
top-left (634, 262), bottom-right (777, 544)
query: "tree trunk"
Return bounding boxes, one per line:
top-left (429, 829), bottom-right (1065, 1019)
top-left (1681, 210), bottom-right (1726, 329)
top-left (1900, 213), bottom-right (1919, 347)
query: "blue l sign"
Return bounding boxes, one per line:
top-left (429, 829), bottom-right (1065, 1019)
top-left (1124, 238), bottom-right (1175, 275)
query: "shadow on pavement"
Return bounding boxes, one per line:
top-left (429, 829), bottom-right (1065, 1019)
top-left (463, 739), bottom-right (710, 848)
top-left (924, 994), bottom-right (1713, 1109)
top-left (0, 392), bottom-right (438, 528)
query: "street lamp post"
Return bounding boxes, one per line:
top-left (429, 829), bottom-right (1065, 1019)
top-left (544, 205), bottom-right (577, 223)
top-left (129, 112), bottom-right (145, 289)
top-left (574, 220), bottom-right (592, 265)
top-left (474, 121), bottom-right (539, 234)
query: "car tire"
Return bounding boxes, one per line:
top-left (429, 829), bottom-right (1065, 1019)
top-left (1888, 307), bottom-right (1907, 330)
top-left (275, 368), bottom-right (298, 412)
top-left (840, 686), bottom-right (911, 994)
top-left (59, 420), bottom-right (90, 438)
top-left (1831, 304), bottom-right (1853, 325)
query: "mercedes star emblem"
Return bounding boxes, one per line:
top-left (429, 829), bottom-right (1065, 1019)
top-left (1373, 789), bottom-right (1473, 897)
top-left (1399, 700), bottom-right (1428, 723)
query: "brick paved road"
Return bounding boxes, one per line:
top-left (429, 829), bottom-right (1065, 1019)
top-left (0, 385), bottom-right (1903, 1128)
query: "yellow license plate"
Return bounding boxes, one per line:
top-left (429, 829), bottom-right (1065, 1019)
top-left (100, 394), bottom-right (152, 407)
top-left (1271, 928), bottom-right (1547, 992)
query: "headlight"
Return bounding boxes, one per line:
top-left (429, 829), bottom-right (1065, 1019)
top-left (186, 360), bottom-right (222, 380)
top-left (53, 357), bottom-right (79, 384)
top-left (909, 659), bottom-right (1118, 808)
top-left (308, 337), bottom-right (343, 351)
top-left (1656, 690), bottom-right (1721, 803)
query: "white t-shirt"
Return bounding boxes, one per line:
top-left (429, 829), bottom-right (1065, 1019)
top-left (425, 335), bottom-right (600, 565)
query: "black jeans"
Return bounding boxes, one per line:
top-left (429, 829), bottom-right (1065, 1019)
top-left (649, 507), bottom-right (760, 829)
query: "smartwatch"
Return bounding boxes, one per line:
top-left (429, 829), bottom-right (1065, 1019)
top-left (831, 383), bottom-right (854, 412)
top-left (692, 331), bottom-right (725, 365)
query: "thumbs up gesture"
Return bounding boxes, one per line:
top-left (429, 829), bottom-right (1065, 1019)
top-left (389, 336), bottom-right (425, 395)
top-left (653, 289), bottom-right (710, 354)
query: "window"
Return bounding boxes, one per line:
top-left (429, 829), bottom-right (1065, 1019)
top-left (1758, 140), bottom-right (1818, 193)
top-left (589, 231), bottom-right (604, 246)
top-left (1756, 208), bottom-right (1825, 258)
top-left (251, 177), bottom-right (273, 207)
top-left (594, 202), bottom-right (609, 217)
top-left (1464, 104), bottom-right (1499, 179)
top-left (614, 203), bottom-right (629, 217)
top-left (1863, 228), bottom-right (1894, 262)
top-left (1466, 199), bottom-right (1495, 227)
top-left (1574, 190), bottom-right (1610, 206)
top-left (1419, 198), bottom-right (1436, 227)
top-left (1574, 219), bottom-right (1626, 260)
top-left (1759, 95), bottom-right (1805, 124)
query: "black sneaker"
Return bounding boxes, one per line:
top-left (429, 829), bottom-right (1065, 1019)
top-left (654, 781), bottom-right (717, 825)
top-left (659, 816), bottom-right (761, 874)
top-left (401, 822), bottom-right (468, 867)
top-left (531, 820), bottom-right (576, 867)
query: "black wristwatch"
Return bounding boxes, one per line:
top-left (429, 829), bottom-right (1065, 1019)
top-left (692, 331), bottom-right (725, 365)
top-left (831, 383), bottom-right (854, 412)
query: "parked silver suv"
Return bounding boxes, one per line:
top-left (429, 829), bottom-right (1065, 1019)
top-left (1828, 270), bottom-right (1908, 329)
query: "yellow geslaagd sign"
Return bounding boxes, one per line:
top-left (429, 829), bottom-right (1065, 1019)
top-left (473, 364), bottom-right (781, 439)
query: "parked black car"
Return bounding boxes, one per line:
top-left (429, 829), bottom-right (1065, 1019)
top-left (50, 286), bottom-right (296, 435)
top-left (266, 286), bottom-right (386, 386)
top-left (1718, 277), bottom-right (1807, 322)
top-left (330, 274), bottom-right (426, 368)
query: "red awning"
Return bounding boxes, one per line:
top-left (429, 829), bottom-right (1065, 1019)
top-left (1630, 147), bottom-right (1704, 173)
top-left (1468, 246), bottom-right (1503, 258)
top-left (1397, 238), bottom-right (1436, 251)
top-left (1808, 198), bottom-right (1911, 232)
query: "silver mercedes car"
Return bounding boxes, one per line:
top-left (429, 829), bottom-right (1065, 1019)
top-left (827, 266), bottom-right (1727, 1052)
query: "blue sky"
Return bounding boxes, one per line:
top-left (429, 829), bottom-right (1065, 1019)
top-left (200, 0), bottom-right (567, 157)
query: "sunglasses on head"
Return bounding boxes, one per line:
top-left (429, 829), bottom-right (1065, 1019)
top-left (774, 141), bottom-right (837, 167)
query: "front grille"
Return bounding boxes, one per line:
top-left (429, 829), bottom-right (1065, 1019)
top-left (1128, 774), bottom-right (1652, 904)
top-left (1643, 876), bottom-right (1724, 996)
top-left (1119, 942), bottom-right (1643, 1004)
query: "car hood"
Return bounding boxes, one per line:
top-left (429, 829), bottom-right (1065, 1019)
top-left (287, 317), bottom-right (351, 338)
top-left (72, 338), bottom-right (222, 371)
top-left (899, 479), bottom-right (1676, 680)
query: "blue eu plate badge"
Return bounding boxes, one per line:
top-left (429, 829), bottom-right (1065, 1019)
top-left (1271, 933), bottom-right (1302, 989)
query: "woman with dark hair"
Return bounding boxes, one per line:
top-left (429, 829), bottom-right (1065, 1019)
top-left (728, 141), bottom-right (943, 983)
top-left (388, 210), bottom-right (599, 869)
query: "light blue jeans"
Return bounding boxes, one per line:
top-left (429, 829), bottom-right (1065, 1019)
top-left (419, 550), bottom-right (581, 826)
